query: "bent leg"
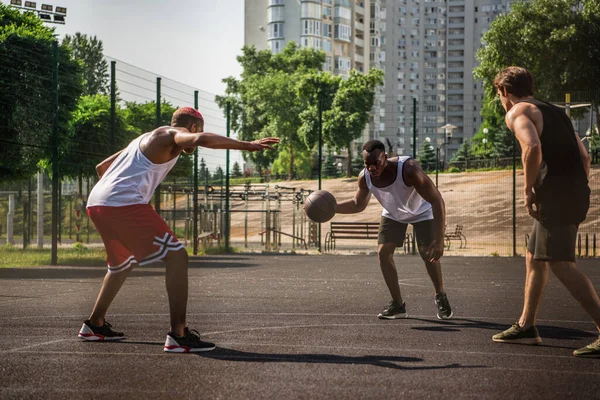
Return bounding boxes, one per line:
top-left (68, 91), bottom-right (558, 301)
top-left (418, 245), bottom-right (444, 294)
top-left (89, 266), bottom-right (134, 326)
top-left (550, 261), bottom-right (600, 331)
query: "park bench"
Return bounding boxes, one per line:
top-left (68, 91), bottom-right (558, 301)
top-left (324, 221), bottom-right (414, 253)
top-left (444, 224), bottom-right (467, 250)
top-left (197, 231), bottom-right (216, 248)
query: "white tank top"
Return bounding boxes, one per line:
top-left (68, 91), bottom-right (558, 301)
top-left (364, 156), bottom-right (433, 223)
top-left (87, 133), bottom-right (179, 207)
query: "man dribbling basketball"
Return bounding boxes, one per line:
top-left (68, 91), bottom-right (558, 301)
top-left (336, 140), bottom-right (452, 320)
top-left (78, 107), bottom-right (278, 353)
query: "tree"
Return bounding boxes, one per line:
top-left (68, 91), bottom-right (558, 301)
top-left (216, 43), bottom-right (325, 177)
top-left (0, 4), bottom-right (83, 180)
top-left (417, 141), bottom-right (436, 172)
top-left (324, 69), bottom-right (384, 177)
top-left (62, 33), bottom-right (109, 96)
top-left (351, 153), bottom-right (364, 177)
top-left (298, 69), bottom-right (384, 177)
top-left (452, 140), bottom-right (474, 167)
top-left (64, 95), bottom-right (132, 192)
top-left (231, 161), bottom-right (242, 178)
top-left (474, 0), bottom-right (600, 148)
top-left (271, 147), bottom-right (313, 179)
top-left (213, 166), bottom-right (224, 184)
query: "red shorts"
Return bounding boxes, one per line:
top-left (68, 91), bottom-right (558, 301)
top-left (87, 204), bottom-right (184, 273)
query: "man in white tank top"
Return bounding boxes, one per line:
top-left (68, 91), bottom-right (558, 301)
top-left (78, 107), bottom-right (279, 353)
top-left (336, 140), bottom-right (452, 320)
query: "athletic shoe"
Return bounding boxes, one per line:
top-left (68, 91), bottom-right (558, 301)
top-left (573, 336), bottom-right (600, 357)
top-left (492, 323), bottom-right (541, 345)
top-left (435, 292), bottom-right (453, 319)
top-left (78, 319), bottom-right (125, 341)
top-left (377, 299), bottom-right (408, 319)
top-left (164, 327), bottom-right (216, 353)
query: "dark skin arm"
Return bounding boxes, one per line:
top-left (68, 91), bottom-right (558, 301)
top-left (335, 170), bottom-right (372, 214)
top-left (403, 159), bottom-right (446, 262)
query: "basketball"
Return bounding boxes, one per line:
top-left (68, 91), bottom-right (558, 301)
top-left (304, 190), bottom-right (337, 223)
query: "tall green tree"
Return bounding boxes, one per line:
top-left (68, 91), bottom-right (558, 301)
top-left (474, 0), bottom-right (600, 149)
top-left (417, 141), bottom-right (436, 172)
top-left (452, 140), bottom-right (474, 167)
top-left (298, 69), bottom-right (384, 177)
top-left (0, 4), bottom-right (83, 180)
top-left (231, 161), bottom-right (242, 178)
top-left (62, 33), bottom-right (109, 96)
top-left (216, 43), bottom-right (325, 176)
top-left (64, 95), bottom-right (132, 192)
top-left (324, 69), bottom-right (384, 177)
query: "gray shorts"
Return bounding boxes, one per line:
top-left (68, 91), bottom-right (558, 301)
top-left (527, 219), bottom-right (578, 262)
top-left (378, 217), bottom-right (435, 247)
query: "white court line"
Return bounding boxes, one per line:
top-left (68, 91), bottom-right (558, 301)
top-left (4, 339), bottom-right (70, 353)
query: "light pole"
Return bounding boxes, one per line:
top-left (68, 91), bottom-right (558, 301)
top-left (426, 136), bottom-right (443, 188)
top-left (8, 1), bottom-right (67, 24)
top-left (439, 124), bottom-right (456, 170)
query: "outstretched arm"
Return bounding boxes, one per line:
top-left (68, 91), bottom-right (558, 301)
top-left (95, 149), bottom-right (124, 179)
top-left (171, 127), bottom-right (279, 152)
top-left (404, 159), bottom-right (446, 262)
top-left (335, 171), bottom-right (371, 214)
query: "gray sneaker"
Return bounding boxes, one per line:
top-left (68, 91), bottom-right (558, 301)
top-left (435, 292), bottom-right (453, 319)
top-left (573, 336), bottom-right (600, 357)
top-left (492, 323), bottom-right (541, 345)
top-left (377, 300), bottom-right (408, 319)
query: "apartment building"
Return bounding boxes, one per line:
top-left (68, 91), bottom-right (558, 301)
top-left (245, 0), bottom-right (513, 159)
top-left (372, 0), bottom-right (514, 158)
top-left (245, 0), bottom-right (370, 77)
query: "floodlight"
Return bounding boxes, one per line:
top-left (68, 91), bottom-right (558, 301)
top-left (39, 13), bottom-right (51, 20)
top-left (10, 0), bottom-right (23, 6)
top-left (53, 14), bottom-right (65, 23)
top-left (41, 3), bottom-right (52, 11)
top-left (55, 6), bottom-right (66, 14)
top-left (24, 1), bottom-right (36, 9)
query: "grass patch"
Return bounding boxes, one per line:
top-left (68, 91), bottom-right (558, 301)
top-left (0, 243), bottom-right (106, 268)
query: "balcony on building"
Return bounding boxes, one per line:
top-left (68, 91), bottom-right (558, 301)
top-left (354, 1), bottom-right (365, 16)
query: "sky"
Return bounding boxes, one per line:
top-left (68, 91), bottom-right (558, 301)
top-left (33, 0), bottom-right (245, 96)
top-left (4, 0), bottom-right (247, 169)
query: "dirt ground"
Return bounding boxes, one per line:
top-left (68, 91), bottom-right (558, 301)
top-left (189, 166), bottom-right (599, 256)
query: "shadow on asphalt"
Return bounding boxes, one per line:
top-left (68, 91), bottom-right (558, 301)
top-left (0, 268), bottom-right (164, 280)
top-left (410, 317), bottom-right (596, 349)
top-left (198, 347), bottom-right (486, 371)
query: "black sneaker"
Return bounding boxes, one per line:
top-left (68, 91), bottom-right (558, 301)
top-left (435, 292), bottom-right (453, 319)
top-left (377, 300), bottom-right (408, 319)
top-left (492, 323), bottom-right (542, 345)
top-left (164, 327), bottom-right (216, 353)
top-left (78, 319), bottom-right (125, 341)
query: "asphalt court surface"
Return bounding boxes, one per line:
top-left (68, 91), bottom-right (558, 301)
top-left (1, 255), bottom-right (600, 399)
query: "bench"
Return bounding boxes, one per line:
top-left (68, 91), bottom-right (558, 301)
top-left (444, 224), bottom-right (467, 250)
top-left (197, 232), bottom-right (216, 248)
top-left (324, 222), bottom-right (380, 251)
top-left (324, 222), bottom-right (414, 253)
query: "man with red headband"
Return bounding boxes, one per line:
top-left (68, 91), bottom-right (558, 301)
top-left (79, 107), bottom-right (279, 353)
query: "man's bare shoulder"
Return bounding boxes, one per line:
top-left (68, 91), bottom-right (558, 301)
top-left (506, 102), bottom-right (541, 130)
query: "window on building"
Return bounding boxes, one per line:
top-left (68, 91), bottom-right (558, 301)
top-left (269, 23), bottom-right (284, 39)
